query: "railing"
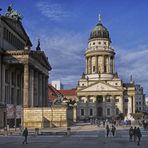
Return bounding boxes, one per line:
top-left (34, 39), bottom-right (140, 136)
top-left (86, 46), bottom-right (114, 52)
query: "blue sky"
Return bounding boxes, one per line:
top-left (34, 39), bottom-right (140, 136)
top-left (1, 0), bottom-right (148, 96)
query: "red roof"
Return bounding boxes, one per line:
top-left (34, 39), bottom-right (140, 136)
top-left (59, 88), bottom-right (77, 96)
top-left (48, 84), bottom-right (63, 100)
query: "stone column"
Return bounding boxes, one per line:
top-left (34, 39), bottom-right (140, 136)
top-left (132, 96), bottom-right (136, 113)
top-left (86, 57), bottom-right (88, 74)
top-left (106, 56), bottom-right (109, 73)
top-left (113, 57), bottom-right (115, 73)
top-left (42, 75), bottom-right (45, 107)
top-left (120, 95), bottom-right (124, 113)
top-left (127, 96), bottom-right (132, 115)
top-left (34, 71), bottom-right (38, 106)
top-left (90, 57), bottom-right (92, 74)
top-left (103, 96), bottom-right (106, 117)
top-left (108, 56), bottom-right (111, 73)
top-left (29, 69), bottom-right (34, 107)
top-left (45, 76), bottom-right (48, 107)
top-left (23, 64), bottom-right (29, 107)
top-left (95, 56), bottom-right (98, 73)
top-left (102, 56), bottom-right (104, 73)
top-left (39, 74), bottom-right (43, 107)
top-left (20, 73), bottom-right (23, 105)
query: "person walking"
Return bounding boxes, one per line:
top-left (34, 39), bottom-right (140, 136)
top-left (133, 126), bottom-right (137, 142)
top-left (22, 127), bottom-right (28, 144)
top-left (136, 127), bottom-right (142, 146)
top-left (111, 125), bottom-right (116, 136)
top-left (106, 124), bottom-right (110, 137)
top-left (129, 126), bottom-right (134, 142)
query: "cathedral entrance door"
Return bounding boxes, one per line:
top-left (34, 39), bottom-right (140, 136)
top-left (97, 107), bottom-right (103, 117)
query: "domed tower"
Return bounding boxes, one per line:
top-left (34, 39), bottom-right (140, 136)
top-left (85, 15), bottom-right (115, 80)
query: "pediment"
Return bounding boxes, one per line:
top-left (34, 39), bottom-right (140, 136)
top-left (2, 16), bottom-right (32, 45)
top-left (80, 82), bottom-right (122, 92)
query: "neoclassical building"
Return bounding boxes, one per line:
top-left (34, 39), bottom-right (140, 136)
top-left (0, 6), bottom-right (51, 128)
top-left (77, 16), bottom-right (145, 120)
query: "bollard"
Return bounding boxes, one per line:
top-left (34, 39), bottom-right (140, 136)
top-left (35, 128), bottom-right (39, 135)
top-left (4, 127), bottom-right (7, 136)
top-left (67, 127), bottom-right (71, 135)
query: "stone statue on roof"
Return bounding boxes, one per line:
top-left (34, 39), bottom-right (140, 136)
top-left (5, 4), bottom-right (22, 21)
top-left (36, 39), bottom-right (41, 51)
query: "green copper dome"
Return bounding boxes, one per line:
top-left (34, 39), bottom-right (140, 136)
top-left (89, 16), bottom-right (111, 41)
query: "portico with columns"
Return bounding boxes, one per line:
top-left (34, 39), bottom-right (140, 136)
top-left (1, 50), bottom-right (51, 127)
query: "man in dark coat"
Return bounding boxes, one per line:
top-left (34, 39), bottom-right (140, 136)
top-left (22, 128), bottom-right (28, 144)
top-left (136, 127), bottom-right (142, 146)
top-left (111, 125), bottom-right (116, 136)
top-left (106, 124), bottom-right (110, 137)
top-left (129, 126), bottom-right (133, 142)
top-left (133, 126), bottom-right (137, 142)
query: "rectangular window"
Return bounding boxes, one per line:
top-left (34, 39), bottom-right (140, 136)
top-left (81, 109), bottom-right (84, 116)
top-left (17, 74), bottom-right (21, 87)
top-left (11, 72), bottom-right (15, 85)
top-left (90, 108), bottom-right (93, 116)
top-left (5, 86), bottom-right (9, 103)
top-left (107, 108), bottom-right (110, 115)
top-left (124, 99), bottom-right (128, 102)
top-left (116, 108), bottom-right (119, 115)
top-left (11, 88), bottom-right (14, 104)
top-left (104, 65), bottom-right (106, 72)
top-left (5, 69), bottom-right (9, 83)
top-left (17, 89), bottom-right (21, 105)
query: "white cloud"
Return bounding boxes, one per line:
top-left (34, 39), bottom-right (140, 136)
top-left (36, 1), bottom-right (70, 21)
top-left (29, 28), bottom-right (85, 88)
top-left (116, 46), bottom-right (148, 95)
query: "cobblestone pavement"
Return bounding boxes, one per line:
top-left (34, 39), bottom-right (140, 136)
top-left (0, 124), bottom-right (148, 148)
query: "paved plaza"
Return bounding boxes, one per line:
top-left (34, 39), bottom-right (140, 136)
top-left (0, 123), bottom-right (148, 148)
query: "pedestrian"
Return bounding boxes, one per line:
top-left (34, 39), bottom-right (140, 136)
top-left (133, 127), bottom-right (137, 142)
top-left (106, 124), bottom-right (110, 137)
top-left (22, 127), bottom-right (28, 144)
top-left (111, 125), bottom-right (116, 136)
top-left (136, 127), bottom-right (142, 146)
top-left (129, 126), bottom-right (133, 142)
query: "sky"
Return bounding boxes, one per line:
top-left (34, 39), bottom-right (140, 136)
top-left (0, 0), bottom-right (148, 96)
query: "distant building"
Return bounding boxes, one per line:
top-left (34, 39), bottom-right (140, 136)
top-left (77, 16), bottom-right (146, 120)
top-left (48, 84), bottom-right (63, 105)
top-left (59, 88), bottom-right (77, 102)
top-left (51, 80), bottom-right (63, 90)
top-left (135, 85), bottom-right (145, 112)
top-left (145, 98), bottom-right (148, 113)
